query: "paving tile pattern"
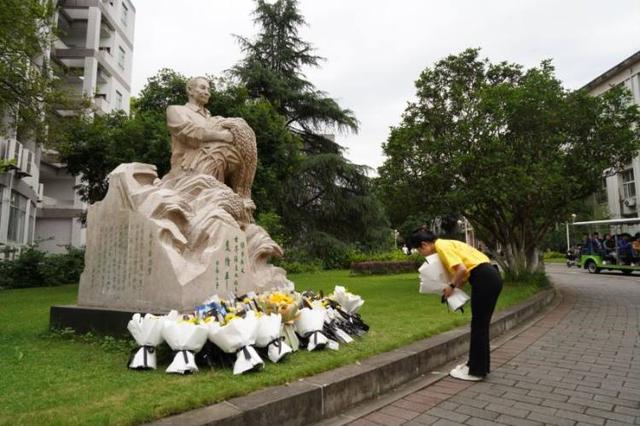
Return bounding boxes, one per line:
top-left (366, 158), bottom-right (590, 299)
top-left (348, 267), bottom-right (640, 425)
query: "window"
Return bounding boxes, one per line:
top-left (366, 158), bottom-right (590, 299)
top-left (121, 2), bottom-right (128, 27)
top-left (28, 202), bottom-right (35, 243)
top-left (0, 184), bottom-right (4, 225)
top-left (622, 168), bottom-right (636, 199)
top-left (115, 90), bottom-right (123, 110)
top-left (118, 46), bottom-right (125, 69)
top-left (8, 191), bottom-right (27, 242)
top-left (596, 176), bottom-right (608, 204)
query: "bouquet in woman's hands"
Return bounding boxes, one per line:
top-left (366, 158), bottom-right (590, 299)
top-left (127, 313), bottom-right (166, 370)
top-left (207, 310), bottom-right (264, 375)
top-left (254, 312), bottom-right (292, 363)
top-left (162, 311), bottom-right (209, 374)
top-left (258, 291), bottom-right (301, 351)
top-left (418, 254), bottom-right (450, 294)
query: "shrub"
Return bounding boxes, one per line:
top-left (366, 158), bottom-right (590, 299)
top-left (40, 246), bottom-right (85, 286)
top-left (543, 250), bottom-right (565, 260)
top-left (293, 231), bottom-right (352, 270)
top-left (351, 260), bottom-right (420, 275)
top-left (0, 246), bottom-right (85, 289)
top-left (503, 270), bottom-right (551, 288)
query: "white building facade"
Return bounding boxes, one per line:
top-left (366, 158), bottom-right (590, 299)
top-left (0, 0), bottom-right (135, 255)
top-left (36, 0), bottom-right (135, 253)
top-left (583, 51), bottom-right (640, 224)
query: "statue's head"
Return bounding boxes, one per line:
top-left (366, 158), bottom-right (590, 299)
top-left (186, 76), bottom-right (210, 106)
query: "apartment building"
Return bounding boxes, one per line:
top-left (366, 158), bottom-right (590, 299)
top-left (36, 0), bottom-right (136, 253)
top-left (0, 0), bottom-right (135, 255)
top-left (582, 50), bottom-right (640, 224)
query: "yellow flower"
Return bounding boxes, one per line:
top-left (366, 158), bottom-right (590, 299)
top-left (224, 313), bottom-right (238, 324)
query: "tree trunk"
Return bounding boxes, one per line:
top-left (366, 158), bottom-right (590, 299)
top-left (501, 242), bottom-right (543, 278)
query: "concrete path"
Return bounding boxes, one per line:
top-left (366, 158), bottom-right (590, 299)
top-left (337, 264), bottom-right (640, 426)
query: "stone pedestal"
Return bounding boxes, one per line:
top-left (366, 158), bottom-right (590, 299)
top-left (78, 209), bottom-right (251, 312)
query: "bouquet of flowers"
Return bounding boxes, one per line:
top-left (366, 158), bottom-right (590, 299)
top-left (324, 298), bottom-right (369, 338)
top-left (322, 306), bottom-right (354, 344)
top-left (418, 254), bottom-right (450, 294)
top-left (162, 311), bottom-right (209, 374)
top-left (259, 291), bottom-right (300, 351)
top-left (254, 312), bottom-right (292, 363)
top-left (207, 310), bottom-right (264, 375)
top-left (443, 288), bottom-right (470, 313)
top-left (294, 307), bottom-right (330, 351)
top-left (332, 286), bottom-right (364, 314)
top-left (127, 313), bottom-right (166, 370)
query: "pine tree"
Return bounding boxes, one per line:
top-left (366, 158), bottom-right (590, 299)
top-left (231, 0), bottom-right (390, 255)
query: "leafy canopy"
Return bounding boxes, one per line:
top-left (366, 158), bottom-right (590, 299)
top-left (378, 48), bottom-right (640, 273)
top-left (0, 0), bottom-right (82, 141)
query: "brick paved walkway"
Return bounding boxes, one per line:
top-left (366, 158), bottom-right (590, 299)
top-left (346, 265), bottom-right (640, 426)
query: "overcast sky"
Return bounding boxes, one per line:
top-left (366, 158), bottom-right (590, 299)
top-left (131, 0), bottom-right (640, 172)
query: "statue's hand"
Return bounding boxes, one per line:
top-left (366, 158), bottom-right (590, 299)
top-left (204, 128), bottom-right (233, 143)
top-left (220, 130), bottom-right (234, 143)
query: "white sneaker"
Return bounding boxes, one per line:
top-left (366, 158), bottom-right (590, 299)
top-left (455, 363), bottom-right (468, 372)
top-left (450, 365), bottom-right (483, 381)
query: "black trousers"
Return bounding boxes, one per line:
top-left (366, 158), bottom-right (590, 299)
top-left (467, 263), bottom-right (502, 377)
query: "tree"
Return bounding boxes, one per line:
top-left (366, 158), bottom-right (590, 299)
top-left (231, 0), bottom-right (358, 140)
top-left (378, 48), bottom-right (640, 276)
top-left (0, 0), bottom-right (80, 141)
top-left (57, 110), bottom-right (170, 203)
top-left (231, 0), bottom-right (389, 253)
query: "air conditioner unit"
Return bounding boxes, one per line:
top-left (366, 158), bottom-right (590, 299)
top-left (622, 197), bottom-right (637, 215)
top-left (19, 149), bottom-right (33, 176)
top-left (5, 139), bottom-right (23, 167)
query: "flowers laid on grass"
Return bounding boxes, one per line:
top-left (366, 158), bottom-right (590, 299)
top-left (208, 309), bottom-right (265, 375)
top-left (127, 313), bottom-right (165, 370)
top-left (126, 284), bottom-right (369, 375)
top-left (258, 291), bottom-right (301, 351)
top-left (162, 311), bottom-right (209, 374)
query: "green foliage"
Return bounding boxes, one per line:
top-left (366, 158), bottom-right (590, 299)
top-left (0, 246), bottom-right (85, 289)
top-left (0, 272), bottom-right (543, 425)
top-left (0, 159), bottom-right (16, 173)
top-left (0, 0), bottom-right (54, 131)
top-left (231, 0), bottom-right (358, 135)
top-left (232, 0), bottom-right (390, 251)
top-left (256, 211), bottom-right (287, 246)
top-left (132, 68), bottom-right (189, 114)
top-left (378, 48), bottom-right (640, 276)
top-left (543, 250), bottom-right (565, 260)
top-left (0, 0), bottom-right (84, 141)
top-left (351, 260), bottom-right (420, 275)
top-left (56, 110), bottom-right (170, 203)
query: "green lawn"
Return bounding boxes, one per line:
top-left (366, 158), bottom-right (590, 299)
top-left (0, 270), bottom-right (544, 425)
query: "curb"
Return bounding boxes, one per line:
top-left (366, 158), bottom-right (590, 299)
top-left (147, 288), bottom-right (556, 426)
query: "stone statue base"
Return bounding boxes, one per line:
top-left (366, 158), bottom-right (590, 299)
top-left (77, 163), bottom-right (288, 313)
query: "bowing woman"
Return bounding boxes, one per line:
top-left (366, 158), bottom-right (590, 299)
top-left (410, 228), bottom-right (502, 381)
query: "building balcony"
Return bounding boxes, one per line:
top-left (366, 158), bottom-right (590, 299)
top-left (93, 93), bottom-right (110, 114)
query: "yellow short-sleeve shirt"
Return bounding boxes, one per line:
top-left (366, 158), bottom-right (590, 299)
top-left (434, 239), bottom-right (490, 281)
